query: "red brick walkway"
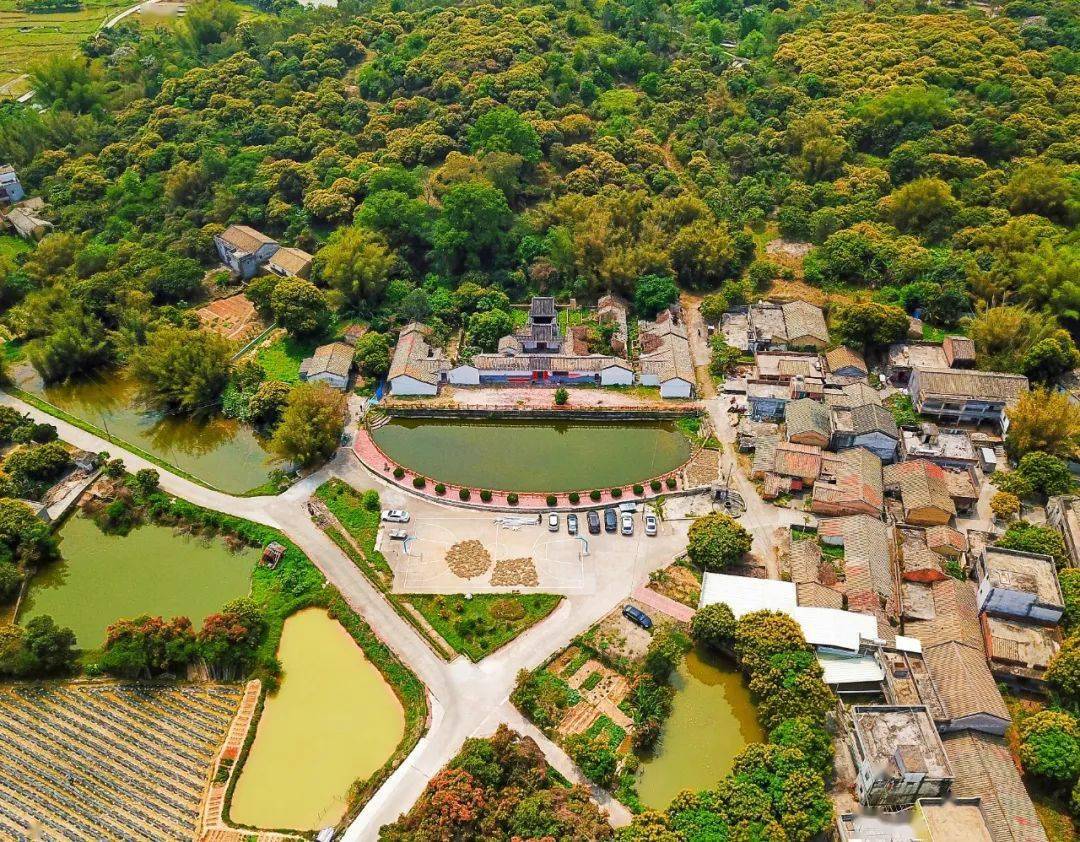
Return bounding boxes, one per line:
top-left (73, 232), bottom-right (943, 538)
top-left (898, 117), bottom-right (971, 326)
top-left (354, 427), bottom-right (685, 511)
top-left (633, 585), bottom-right (696, 623)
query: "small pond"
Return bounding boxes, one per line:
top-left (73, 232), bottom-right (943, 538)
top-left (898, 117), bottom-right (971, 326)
top-left (12, 364), bottom-right (283, 494)
top-left (635, 646), bottom-right (763, 808)
top-left (19, 514), bottom-right (256, 648)
top-left (230, 608), bottom-right (405, 831)
top-left (370, 418), bottom-right (692, 492)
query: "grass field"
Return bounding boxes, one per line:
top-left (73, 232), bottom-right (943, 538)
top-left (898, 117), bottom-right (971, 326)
top-left (255, 333), bottom-right (319, 383)
top-left (0, 0), bottom-right (131, 91)
top-left (0, 234), bottom-right (30, 260)
top-left (405, 593), bottom-right (561, 661)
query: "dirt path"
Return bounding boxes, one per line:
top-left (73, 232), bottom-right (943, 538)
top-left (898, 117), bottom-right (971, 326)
top-left (680, 294), bottom-right (717, 398)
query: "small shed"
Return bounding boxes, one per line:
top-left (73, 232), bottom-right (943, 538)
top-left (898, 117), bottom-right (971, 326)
top-left (262, 542), bottom-right (286, 569)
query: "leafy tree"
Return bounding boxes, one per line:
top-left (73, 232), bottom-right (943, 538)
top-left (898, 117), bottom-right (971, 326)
top-left (996, 521), bottom-right (1068, 568)
top-left (854, 84), bottom-right (952, 151)
top-left (709, 335), bottom-right (742, 377)
top-left (467, 309), bottom-right (514, 353)
top-left (565, 733), bottom-right (618, 788)
top-left (770, 717), bottom-right (834, 779)
top-left (643, 624), bottom-right (690, 682)
top-left (432, 182), bottom-right (513, 271)
top-left (28, 54), bottom-right (102, 114)
top-left (734, 610), bottom-right (811, 676)
top-left (0, 498), bottom-right (57, 567)
top-left (315, 227), bottom-right (394, 309)
top-left (1001, 163), bottom-right (1080, 226)
top-left (1061, 569), bottom-right (1080, 631)
top-left (1047, 634), bottom-right (1080, 707)
top-left (1019, 710), bottom-right (1080, 787)
top-left (22, 615), bottom-right (77, 674)
top-left (132, 468), bottom-right (159, 496)
top-left (0, 559), bottom-right (22, 602)
top-left (687, 513), bottom-right (752, 572)
top-left (634, 274), bottom-right (679, 318)
top-left (197, 597), bottom-right (266, 679)
top-left (247, 380), bottom-right (290, 426)
top-left (99, 615), bottom-right (196, 678)
top-left (1013, 451), bottom-right (1074, 498)
top-left (180, 0), bottom-right (241, 51)
top-left (1006, 390), bottom-right (1080, 460)
top-left (1022, 335), bottom-right (1079, 384)
top-left (691, 602), bottom-right (737, 650)
top-left (879, 177), bottom-right (958, 241)
top-left (554, 387), bottom-right (569, 406)
top-left (28, 312), bottom-right (111, 384)
top-left (353, 332), bottom-right (392, 379)
top-left (270, 383), bottom-right (346, 467)
top-left (990, 491), bottom-right (1020, 522)
top-left (270, 277), bottom-right (330, 337)
top-left (3, 441), bottom-right (72, 496)
top-left (832, 301), bottom-right (909, 350)
top-left (699, 293), bottom-right (729, 325)
top-left (132, 327), bottom-right (232, 415)
top-left (469, 107), bottom-right (541, 163)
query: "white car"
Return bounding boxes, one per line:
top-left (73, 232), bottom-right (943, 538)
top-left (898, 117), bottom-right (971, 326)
top-left (621, 512), bottom-right (634, 536)
top-left (644, 513), bottom-right (658, 536)
top-left (548, 512), bottom-right (560, 532)
top-left (381, 509), bottom-right (410, 523)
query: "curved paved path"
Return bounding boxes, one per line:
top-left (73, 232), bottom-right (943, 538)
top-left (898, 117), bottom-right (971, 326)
top-left (0, 392), bottom-right (660, 837)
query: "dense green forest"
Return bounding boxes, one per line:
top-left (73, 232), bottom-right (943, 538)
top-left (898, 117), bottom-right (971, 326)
top-left (0, 0), bottom-right (1077, 418)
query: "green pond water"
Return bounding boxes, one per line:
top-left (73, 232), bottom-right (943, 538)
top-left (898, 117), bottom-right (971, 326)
top-left (636, 647), bottom-right (763, 808)
top-left (371, 418), bottom-right (692, 492)
top-left (230, 608), bottom-right (406, 831)
top-left (19, 514), bottom-right (256, 648)
top-left (12, 365), bottom-right (283, 493)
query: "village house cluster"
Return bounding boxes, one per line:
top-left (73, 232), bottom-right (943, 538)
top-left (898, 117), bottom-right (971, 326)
top-left (387, 295), bottom-right (697, 399)
top-left (0, 164), bottom-right (52, 241)
top-left (699, 299), bottom-right (1078, 841)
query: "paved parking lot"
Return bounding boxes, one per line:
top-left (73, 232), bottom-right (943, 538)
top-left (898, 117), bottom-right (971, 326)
top-left (381, 507), bottom-right (689, 595)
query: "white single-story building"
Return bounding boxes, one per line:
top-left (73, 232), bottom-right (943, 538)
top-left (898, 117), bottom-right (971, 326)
top-left (638, 308), bottom-right (696, 398)
top-left (388, 323), bottom-right (448, 396)
top-left (214, 225), bottom-right (279, 280)
top-left (298, 342), bottom-right (353, 390)
top-left (699, 573), bottom-right (886, 686)
top-left (447, 354), bottom-right (633, 387)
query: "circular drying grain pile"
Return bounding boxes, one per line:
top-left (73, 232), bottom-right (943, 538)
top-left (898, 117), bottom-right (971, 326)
top-left (446, 540), bottom-right (492, 579)
top-left (491, 557), bottom-right (539, 587)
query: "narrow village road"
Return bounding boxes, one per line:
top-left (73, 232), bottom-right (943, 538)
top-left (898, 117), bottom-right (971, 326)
top-left (0, 392), bottom-right (646, 836)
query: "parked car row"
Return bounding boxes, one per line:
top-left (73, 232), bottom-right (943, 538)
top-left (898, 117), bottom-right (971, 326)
top-left (549, 507), bottom-right (658, 537)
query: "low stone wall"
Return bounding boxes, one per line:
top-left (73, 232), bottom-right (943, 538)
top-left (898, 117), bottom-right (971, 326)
top-left (381, 405), bottom-right (701, 421)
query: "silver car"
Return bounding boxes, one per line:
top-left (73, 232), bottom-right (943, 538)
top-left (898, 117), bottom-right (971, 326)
top-left (548, 512), bottom-right (560, 532)
top-left (644, 513), bottom-right (658, 536)
top-left (381, 509), bottom-right (410, 523)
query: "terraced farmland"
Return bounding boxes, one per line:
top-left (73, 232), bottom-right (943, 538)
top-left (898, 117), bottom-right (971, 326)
top-left (0, 682), bottom-right (244, 841)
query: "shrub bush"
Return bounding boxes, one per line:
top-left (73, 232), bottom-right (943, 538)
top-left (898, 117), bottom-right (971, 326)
top-left (568, 492), bottom-right (580, 504)
top-left (590, 490), bottom-right (602, 501)
top-left (633, 484), bottom-right (644, 495)
top-left (459, 488), bottom-right (471, 501)
top-left (393, 466), bottom-right (405, 480)
top-left (546, 494), bottom-right (557, 507)
top-left (610, 487), bottom-right (623, 498)
top-left (650, 479), bottom-right (662, 492)
top-left (480, 490), bottom-right (492, 502)
top-left (361, 489), bottom-right (380, 511)
top-left (434, 483), bottom-right (446, 495)
top-left (665, 476), bottom-right (677, 489)
top-left (507, 492), bottom-right (519, 505)
top-left (412, 476), bottom-right (426, 489)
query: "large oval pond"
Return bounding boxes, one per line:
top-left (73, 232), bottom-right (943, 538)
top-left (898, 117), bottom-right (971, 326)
top-left (635, 646), bottom-right (763, 808)
top-left (230, 608), bottom-right (405, 831)
top-left (12, 364), bottom-right (283, 494)
top-left (20, 514), bottom-right (256, 648)
top-left (371, 419), bottom-right (692, 492)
